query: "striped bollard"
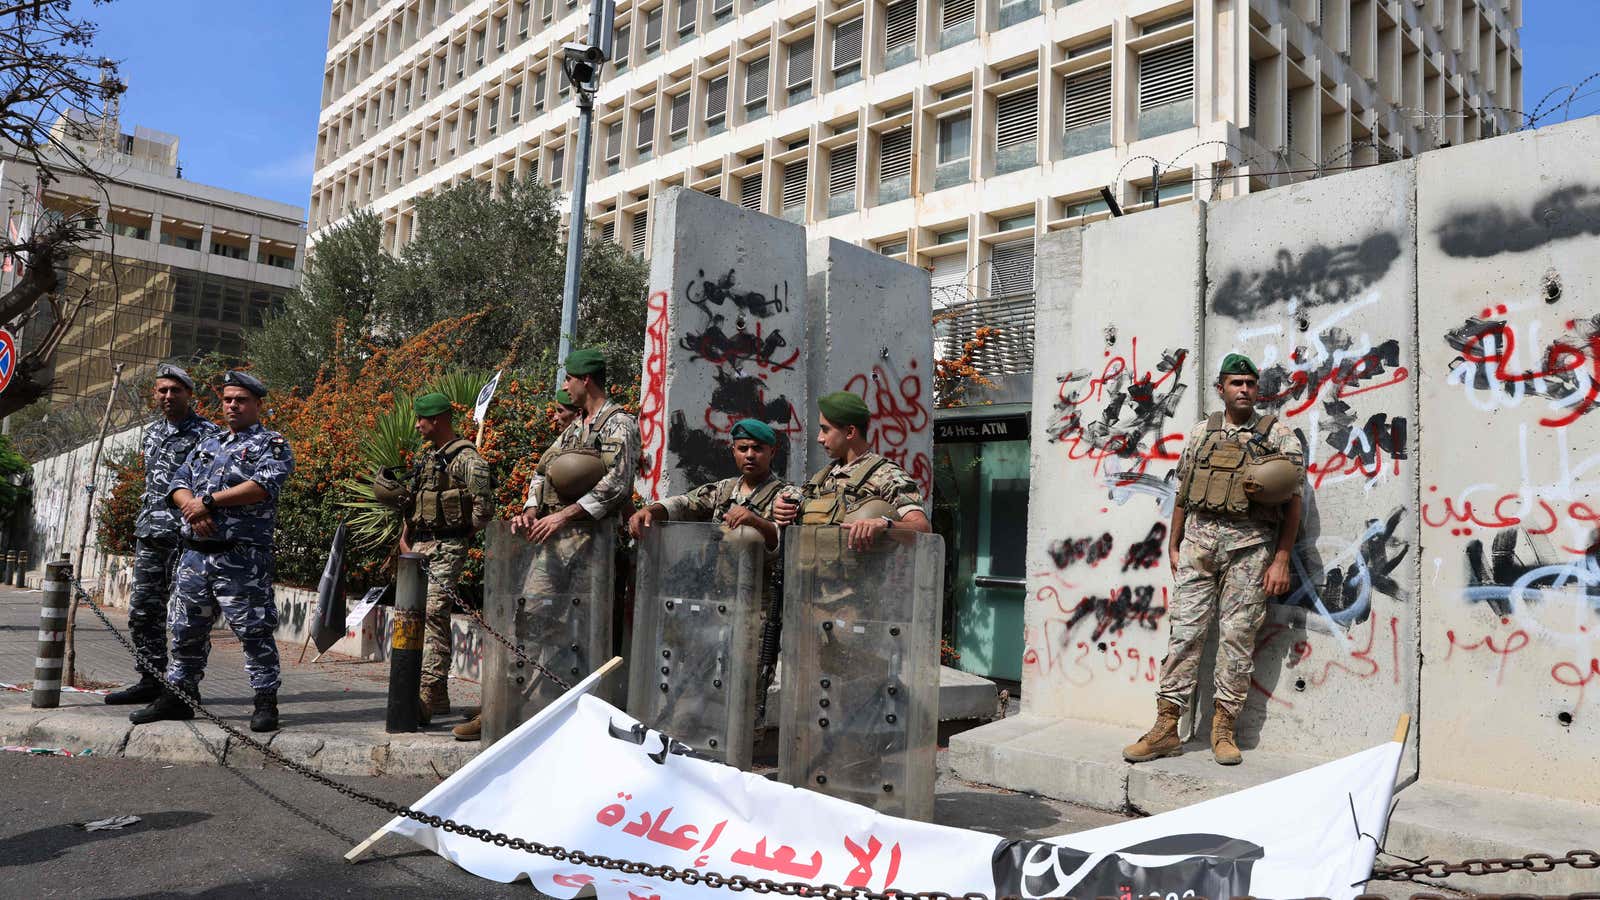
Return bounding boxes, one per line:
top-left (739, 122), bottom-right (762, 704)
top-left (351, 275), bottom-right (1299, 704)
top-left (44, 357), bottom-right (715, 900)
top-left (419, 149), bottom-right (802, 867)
top-left (2, 551), bottom-right (14, 585)
top-left (32, 561), bottom-right (72, 708)
top-left (385, 552), bottom-right (426, 733)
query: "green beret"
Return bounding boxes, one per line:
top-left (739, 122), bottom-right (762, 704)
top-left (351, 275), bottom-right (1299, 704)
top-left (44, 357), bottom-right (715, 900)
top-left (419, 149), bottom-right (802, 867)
top-left (1218, 353), bottom-right (1259, 378)
top-left (818, 391), bottom-right (870, 428)
top-left (554, 388), bottom-right (576, 406)
top-left (414, 392), bottom-right (452, 417)
top-left (730, 418), bottom-right (777, 446)
top-left (564, 348), bottom-right (606, 376)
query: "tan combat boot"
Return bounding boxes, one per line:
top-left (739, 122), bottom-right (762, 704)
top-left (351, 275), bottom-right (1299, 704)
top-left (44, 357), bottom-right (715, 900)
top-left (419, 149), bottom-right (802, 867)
top-left (1211, 702), bottom-right (1242, 766)
top-left (420, 682), bottom-right (450, 718)
top-left (1122, 699), bottom-right (1183, 762)
top-left (452, 714), bottom-right (481, 742)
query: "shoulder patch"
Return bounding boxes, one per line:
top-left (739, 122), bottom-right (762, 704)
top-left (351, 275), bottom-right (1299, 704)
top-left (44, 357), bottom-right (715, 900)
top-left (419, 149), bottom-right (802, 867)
top-left (270, 437), bottom-right (288, 460)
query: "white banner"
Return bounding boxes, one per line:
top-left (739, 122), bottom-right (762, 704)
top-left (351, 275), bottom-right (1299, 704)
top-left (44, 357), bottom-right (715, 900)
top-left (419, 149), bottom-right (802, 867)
top-left (387, 694), bottom-right (1401, 899)
top-left (474, 370), bottom-right (503, 423)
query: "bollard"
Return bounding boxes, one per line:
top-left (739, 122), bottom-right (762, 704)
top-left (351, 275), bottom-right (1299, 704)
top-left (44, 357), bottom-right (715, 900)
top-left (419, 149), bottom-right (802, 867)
top-left (2, 550), bottom-right (14, 585)
top-left (385, 552), bottom-right (426, 733)
top-left (14, 550), bottom-right (27, 587)
top-left (32, 561), bottom-right (72, 708)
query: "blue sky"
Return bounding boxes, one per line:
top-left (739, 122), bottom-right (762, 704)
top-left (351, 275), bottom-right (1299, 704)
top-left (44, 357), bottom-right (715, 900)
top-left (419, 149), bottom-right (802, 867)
top-left (88, 1), bottom-right (1597, 216)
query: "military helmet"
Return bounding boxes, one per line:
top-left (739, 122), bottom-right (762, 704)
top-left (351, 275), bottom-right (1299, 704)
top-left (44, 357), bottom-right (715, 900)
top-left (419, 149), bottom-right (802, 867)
top-left (371, 467), bottom-right (412, 509)
top-left (1242, 457), bottom-right (1300, 505)
top-left (841, 498), bottom-right (896, 523)
top-left (546, 450), bottom-right (607, 503)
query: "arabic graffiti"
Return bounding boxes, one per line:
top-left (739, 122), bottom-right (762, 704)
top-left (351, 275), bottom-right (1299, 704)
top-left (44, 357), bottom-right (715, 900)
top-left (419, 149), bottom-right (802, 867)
top-left (1046, 533), bottom-right (1113, 570)
top-left (639, 290), bottom-right (670, 500)
top-left (1047, 339), bottom-right (1188, 505)
top-left (1277, 507), bottom-right (1411, 630)
top-left (1210, 232), bottom-right (1403, 318)
top-left (1444, 311), bottom-right (1600, 428)
top-left (844, 361), bottom-right (933, 499)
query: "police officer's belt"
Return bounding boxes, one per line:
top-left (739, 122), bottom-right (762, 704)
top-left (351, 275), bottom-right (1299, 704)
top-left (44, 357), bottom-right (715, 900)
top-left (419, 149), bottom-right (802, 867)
top-left (184, 537), bottom-right (240, 553)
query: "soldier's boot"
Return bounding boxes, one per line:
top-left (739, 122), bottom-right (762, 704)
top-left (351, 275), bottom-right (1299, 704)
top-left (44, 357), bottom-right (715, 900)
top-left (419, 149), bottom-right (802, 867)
top-left (1122, 698), bottom-right (1183, 763)
top-left (105, 673), bottom-right (163, 706)
top-left (452, 714), bottom-right (481, 742)
top-left (421, 681), bottom-right (450, 718)
top-left (1210, 702), bottom-right (1242, 766)
top-left (129, 682), bottom-right (199, 725)
top-left (250, 690), bottom-right (280, 733)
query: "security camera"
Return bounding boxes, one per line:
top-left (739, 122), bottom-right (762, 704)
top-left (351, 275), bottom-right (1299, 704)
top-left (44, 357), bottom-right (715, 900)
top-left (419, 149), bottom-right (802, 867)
top-left (562, 42), bottom-right (607, 91)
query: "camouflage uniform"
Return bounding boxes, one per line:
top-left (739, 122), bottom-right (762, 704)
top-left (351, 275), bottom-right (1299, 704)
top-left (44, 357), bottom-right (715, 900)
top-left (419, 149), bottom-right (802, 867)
top-left (408, 439), bottom-right (494, 696)
top-left (659, 472), bottom-right (787, 534)
top-left (1157, 412), bottom-right (1303, 715)
top-left (799, 452), bottom-right (926, 518)
top-left (165, 425), bottom-right (295, 692)
top-left (130, 412), bottom-right (218, 674)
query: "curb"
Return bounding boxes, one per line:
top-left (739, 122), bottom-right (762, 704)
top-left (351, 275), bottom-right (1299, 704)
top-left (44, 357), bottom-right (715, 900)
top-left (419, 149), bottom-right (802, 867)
top-left (0, 705), bottom-right (481, 780)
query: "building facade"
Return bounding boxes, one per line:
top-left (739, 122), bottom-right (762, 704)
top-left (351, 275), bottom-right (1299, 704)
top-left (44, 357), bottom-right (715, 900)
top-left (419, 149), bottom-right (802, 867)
top-left (312, 0), bottom-right (1521, 304)
top-left (1, 123), bottom-right (306, 403)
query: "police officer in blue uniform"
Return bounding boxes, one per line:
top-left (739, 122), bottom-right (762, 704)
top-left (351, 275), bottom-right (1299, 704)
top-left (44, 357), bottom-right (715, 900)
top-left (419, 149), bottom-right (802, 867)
top-left (106, 364), bottom-right (219, 706)
top-left (129, 371), bottom-right (295, 733)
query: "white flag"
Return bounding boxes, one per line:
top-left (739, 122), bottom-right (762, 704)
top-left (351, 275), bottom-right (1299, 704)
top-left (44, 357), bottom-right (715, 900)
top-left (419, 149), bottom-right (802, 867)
top-left (382, 692), bottom-right (1402, 900)
top-left (474, 370), bottom-right (503, 423)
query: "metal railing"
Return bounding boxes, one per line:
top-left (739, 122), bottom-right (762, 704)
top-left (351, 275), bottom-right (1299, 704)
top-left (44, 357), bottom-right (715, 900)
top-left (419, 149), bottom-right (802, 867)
top-left (934, 294), bottom-right (1036, 380)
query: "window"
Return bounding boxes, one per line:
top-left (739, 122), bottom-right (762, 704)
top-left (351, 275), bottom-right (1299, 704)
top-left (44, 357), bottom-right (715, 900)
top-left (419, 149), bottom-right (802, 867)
top-left (781, 159), bottom-right (807, 222)
top-left (995, 211), bottom-right (1033, 232)
top-left (828, 144), bottom-right (855, 217)
top-left (495, 16), bottom-right (507, 50)
top-left (712, 0), bottom-right (733, 25)
top-left (989, 239), bottom-right (1033, 297)
top-left (162, 231), bottom-right (201, 251)
top-left (466, 107), bottom-right (478, 145)
top-left (630, 211), bottom-right (648, 255)
top-left (447, 119), bottom-right (459, 155)
top-left (940, 0), bottom-right (975, 49)
top-left (786, 36), bottom-right (813, 102)
top-left (643, 7), bottom-right (662, 58)
top-left (669, 92), bottom-right (690, 148)
top-left (637, 106), bottom-right (656, 160)
top-left (744, 56), bottom-right (769, 119)
top-left (614, 25), bottom-right (629, 72)
top-left (549, 146), bottom-right (565, 189)
top-left (510, 83), bottom-right (523, 122)
top-left (518, 1), bottom-right (531, 36)
top-left (600, 220), bottom-right (616, 244)
top-left (1139, 178), bottom-right (1192, 204)
top-left (1138, 41), bottom-right (1194, 138)
top-left (884, 0), bottom-right (916, 69)
top-left (935, 112), bottom-right (970, 189)
top-left (533, 70), bottom-right (546, 112)
top-left (605, 121), bottom-right (623, 173)
top-left (1140, 10), bottom-right (1192, 34)
top-left (997, 0), bottom-right (1037, 29)
top-left (878, 127), bottom-right (912, 203)
top-left (543, 0), bottom-right (554, 20)
top-left (1062, 66), bottom-right (1112, 156)
top-left (832, 18), bottom-right (862, 86)
top-left (420, 65), bottom-right (430, 100)
top-left (993, 88), bottom-right (1036, 174)
top-left (211, 241), bottom-right (248, 261)
top-left (401, 78), bottom-right (412, 112)
top-left (108, 220), bottom-right (149, 241)
top-left (706, 74), bottom-right (728, 134)
top-left (455, 41), bottom-right (466, 79)
top-left (878, 239), bottom-right (907, 257)
top-left (936, 227), bottom-right (968, 244)
top-left (488, 97), bottom-right (500, 134)
top-left (676, 0), bottom-right (695, 36)
top-left (740, 172), bottom-right (762, 211)
top-left (929, 252), bottom-right (967, 297)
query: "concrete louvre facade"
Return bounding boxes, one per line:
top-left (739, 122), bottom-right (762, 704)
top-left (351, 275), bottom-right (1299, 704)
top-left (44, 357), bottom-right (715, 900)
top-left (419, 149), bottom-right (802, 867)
top-left (949, 116), bottom-right (1599, 890)
top-left (0, 128), bottom-right (305, 403)
top-left (311, 0), bottom-right (1520, 307)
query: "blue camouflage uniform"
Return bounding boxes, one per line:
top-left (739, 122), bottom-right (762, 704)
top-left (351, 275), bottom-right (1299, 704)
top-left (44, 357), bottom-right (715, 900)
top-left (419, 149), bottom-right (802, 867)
top-left (164, 424), bottom-right (294, 691)
top-left (130, 412), bottom-right (219, 674)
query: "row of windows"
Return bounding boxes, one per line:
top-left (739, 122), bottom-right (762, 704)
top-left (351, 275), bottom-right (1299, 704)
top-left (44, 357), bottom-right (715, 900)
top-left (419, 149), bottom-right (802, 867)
top-left (105, 218), bottom-right (300, 268)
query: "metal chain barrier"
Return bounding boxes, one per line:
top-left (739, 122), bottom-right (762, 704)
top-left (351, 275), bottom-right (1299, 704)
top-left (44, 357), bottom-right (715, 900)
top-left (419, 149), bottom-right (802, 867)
top-left (443, 585), bottom-right (573, 694)
top-left (66, 576), bottom-right (1599, 899)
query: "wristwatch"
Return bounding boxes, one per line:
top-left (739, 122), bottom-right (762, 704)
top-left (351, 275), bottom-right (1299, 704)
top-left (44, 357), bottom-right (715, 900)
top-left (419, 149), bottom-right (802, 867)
top-left (200, 493), bottom-right (217, 511)
top-left (879, 515), bottom-right (895, 529)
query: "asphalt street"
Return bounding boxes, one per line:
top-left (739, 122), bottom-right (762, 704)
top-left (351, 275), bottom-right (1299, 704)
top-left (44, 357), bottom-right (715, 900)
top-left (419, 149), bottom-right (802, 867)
top-left (1, 749), bottom-right (1128, 898)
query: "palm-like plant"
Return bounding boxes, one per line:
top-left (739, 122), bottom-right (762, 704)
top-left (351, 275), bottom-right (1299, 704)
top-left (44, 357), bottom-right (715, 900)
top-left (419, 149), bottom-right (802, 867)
top-left (339, 371), bottom-right (492, 550)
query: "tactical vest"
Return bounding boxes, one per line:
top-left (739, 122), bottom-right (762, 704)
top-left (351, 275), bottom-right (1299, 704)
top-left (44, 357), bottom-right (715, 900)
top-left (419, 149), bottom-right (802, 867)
top-left (408, 438), bottom-right (479, 536)
top-left (723, 477), bottom-right (787, 522)
top-left (799, 457), bottom-right (894, 526)
top-left (1177, 413), bottom-right (1291, 522)
top-left (536, 405), bottom-right (626, 515)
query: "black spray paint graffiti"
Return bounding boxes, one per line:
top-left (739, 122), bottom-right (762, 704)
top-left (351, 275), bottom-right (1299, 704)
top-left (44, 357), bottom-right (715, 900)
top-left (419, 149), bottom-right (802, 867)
top-left (1278, 507), bottom-right (1410, 628)
top-left (1122, 522), bottom-right (1167, 571)
top-left (1325, 412), bottom-right (1408, 468)
top-left (1443, 314), bottom-right (1600, 423)
top-left (680, 323), bottom-right (796, 371)
top-left (1047, 533), bottom-right (1113, 569)
top-left (1436, 185), bottom-right (1600, 258)
top-left (685, 269), bottom-right (788, 319)
top-left (1255, 328), bottom-right (1405, 416)
top-left (1464, 529), bottom-right (1600, 616)
top-left (1050, 347), bottom-right (1189, 463)
top-left (1065, 585), bottom-right (1167, 641)
top-left (1210, 232), bottom-right (1402, 318)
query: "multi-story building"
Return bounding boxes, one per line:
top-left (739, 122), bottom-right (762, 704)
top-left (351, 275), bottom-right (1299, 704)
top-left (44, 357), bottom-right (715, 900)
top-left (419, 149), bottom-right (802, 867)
top-left (0, 119), bottom-right (306, 403)
top-left (311, 0), bottom-right (1521, 313)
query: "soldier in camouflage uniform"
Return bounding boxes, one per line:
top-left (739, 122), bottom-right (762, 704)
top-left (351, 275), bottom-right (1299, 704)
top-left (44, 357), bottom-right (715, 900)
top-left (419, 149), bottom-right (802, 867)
top-left (403, 392), bottom-right (495, 723)
top-left (106, 364), bottom-right (220, 706)
top-left (450, 349), bottom-right (639, 742)
top-left (552, 388), bottom-right (581, 431)
top-left (1124, 354), bottom-right (1304, 766)
top-left (628, 418), bottom-right (786, 551)
top-left (130, 371), bottom-right (295, 733)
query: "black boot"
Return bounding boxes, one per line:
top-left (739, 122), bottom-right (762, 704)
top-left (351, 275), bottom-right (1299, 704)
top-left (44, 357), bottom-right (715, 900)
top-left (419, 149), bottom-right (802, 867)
top-left (250, 690), bottom-right (279, 733)
top-left (105, 673), bottom-right (163, 706)
top-left (129, 683), bottom-right (198, 725)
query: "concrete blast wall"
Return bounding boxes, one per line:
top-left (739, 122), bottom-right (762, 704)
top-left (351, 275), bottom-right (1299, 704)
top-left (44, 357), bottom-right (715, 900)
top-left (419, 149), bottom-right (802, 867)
top-left (27, 424), bottom-right (143, 588)
top-left (639, 189), bottom-right (934, 503)
top-left (1003, 116), bottom-right (1599, 806)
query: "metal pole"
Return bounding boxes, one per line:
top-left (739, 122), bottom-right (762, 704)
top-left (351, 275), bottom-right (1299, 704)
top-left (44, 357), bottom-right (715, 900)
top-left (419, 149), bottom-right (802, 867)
top-left (385, 552), bottom-right (427, 733)
top-left (555, 0), bottom-right (610, 375)
top-left (62, 363), bottom-right (124, 690)
top-left (32, 561), bottom-right (71, 708)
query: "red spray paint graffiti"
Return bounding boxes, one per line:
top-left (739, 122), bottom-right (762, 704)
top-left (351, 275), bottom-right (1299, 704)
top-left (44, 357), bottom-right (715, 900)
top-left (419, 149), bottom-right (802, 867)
top-left (845, 361), bottom-right (933, 499)
top-left (638, 290), bottom-right (669, 501)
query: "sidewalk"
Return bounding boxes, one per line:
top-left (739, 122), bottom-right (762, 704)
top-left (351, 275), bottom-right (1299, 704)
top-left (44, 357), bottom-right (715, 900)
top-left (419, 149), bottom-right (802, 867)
top-left (0, 584), bottom-right (483, 778)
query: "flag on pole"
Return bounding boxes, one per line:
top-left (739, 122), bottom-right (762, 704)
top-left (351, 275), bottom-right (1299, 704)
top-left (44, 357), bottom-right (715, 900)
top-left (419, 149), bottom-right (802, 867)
top-left (311, 522), bottom-right (349, 654)
top-left (378, 694), bottom-right (1404, 900)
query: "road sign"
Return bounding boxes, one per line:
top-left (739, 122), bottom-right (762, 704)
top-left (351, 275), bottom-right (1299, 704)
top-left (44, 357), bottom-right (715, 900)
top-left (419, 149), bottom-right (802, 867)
top-left (0, 328), bottom-right (15, 395)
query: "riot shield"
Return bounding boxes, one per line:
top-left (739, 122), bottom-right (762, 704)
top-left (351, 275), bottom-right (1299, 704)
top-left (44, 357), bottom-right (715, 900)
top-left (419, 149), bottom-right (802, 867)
top-left (481, 520), bottom-right (616, 746)
top-left (627, 522), bottom-right (765, 768)
top-left (778, 526), bottom-right (943, 820)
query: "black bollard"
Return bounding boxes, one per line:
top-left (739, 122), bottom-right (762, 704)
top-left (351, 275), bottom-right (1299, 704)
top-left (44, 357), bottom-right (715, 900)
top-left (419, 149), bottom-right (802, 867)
top-left (15, 550), bottom-right (27, 587)
top-left (385, 552), bottom-right (426, 733)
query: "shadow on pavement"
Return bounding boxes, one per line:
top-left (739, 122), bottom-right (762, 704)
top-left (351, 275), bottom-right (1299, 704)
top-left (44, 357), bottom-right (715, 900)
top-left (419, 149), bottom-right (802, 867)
top-left (935, 789), bottom-right (1067, 837)
top-left (0, 810), bottom-right (212, 867)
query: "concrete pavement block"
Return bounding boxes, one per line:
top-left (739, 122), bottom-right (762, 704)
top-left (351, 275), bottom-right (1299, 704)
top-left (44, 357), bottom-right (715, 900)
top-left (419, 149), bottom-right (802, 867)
top-left (947, 714), bottom-right (1130, 812)
top-left (1125, 742), bottom-right (1322, 815)
top-left (123, 720), bottom-right (230, 766)
top-left (309, 735), bottom-right (390, 777)
top-left (21, 709), bottom-right (133, 756)
top-left (384, 733), bottom-right (480, 779)
top-left (224, 732), bottom-right (278, 769)
top-left (264, 730), bottom-right (326, 770)
top-left (935, 666), bottom-right (1000, 722)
